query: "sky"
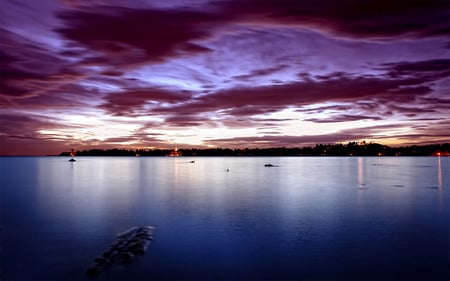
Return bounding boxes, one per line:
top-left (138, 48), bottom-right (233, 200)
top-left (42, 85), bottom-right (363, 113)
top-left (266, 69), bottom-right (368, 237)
top-left (1, 0), bottom-right (449, 155)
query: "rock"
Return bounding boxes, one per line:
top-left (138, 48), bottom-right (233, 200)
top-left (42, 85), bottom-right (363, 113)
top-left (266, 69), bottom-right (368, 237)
top-left (137, 233), bottom-right (152, 239)
top-left (86, 263), bottom-right (104, 277)
top-left (102, 250), bottom-right (117, 259)
top-left (128, 240), bottom-right (150, 255)
top-left (136, 233), bottom-right (152, 239)
top-left (110, 245), bottom-right (122, 251)
top-left (119, 252), bottom-right (135, 264)
top-left (140, 226), bottom-right (154, 232)
top-left (86, 225), bottom-right (154, 276)
top-left (128, 241), bottom-right (143, 249)
top-left (129, 247), bottom-right (145, 255)
top-left (94, 257), bottom-right (108, 264)
top-left (117, 227), bottom-right (139, 239)
top-left (86, 267), bottom-right (100, 277)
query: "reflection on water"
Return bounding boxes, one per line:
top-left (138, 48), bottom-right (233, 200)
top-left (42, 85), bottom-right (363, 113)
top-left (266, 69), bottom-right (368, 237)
top-left (438, 156), bottom-right (443, 189)
top-left (1, 156), bottom-right (449, 280)
top-left (357, 157), bottom-right (364, 187)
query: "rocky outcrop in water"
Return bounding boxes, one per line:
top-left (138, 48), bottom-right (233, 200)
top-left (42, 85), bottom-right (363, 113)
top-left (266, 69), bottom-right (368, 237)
top-left (86, 226), bottom-right (154, 277)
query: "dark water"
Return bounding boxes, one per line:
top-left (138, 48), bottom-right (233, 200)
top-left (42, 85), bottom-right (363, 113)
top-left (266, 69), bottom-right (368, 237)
top-left (1, 156), bottom-right (449, 280)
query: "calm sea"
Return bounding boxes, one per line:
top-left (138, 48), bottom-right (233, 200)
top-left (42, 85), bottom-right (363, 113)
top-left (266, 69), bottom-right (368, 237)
top-left (1, 156), bottom-right (449, 280)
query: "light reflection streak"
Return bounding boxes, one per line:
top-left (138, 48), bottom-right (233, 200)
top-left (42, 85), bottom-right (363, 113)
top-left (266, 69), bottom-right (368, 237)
top-left (445, 156), bottom-right (450, 266)
top-left (173, 158), bottom-right (180, 188)
top-left (437, 156), bottom-right (443, 215)
top-left (357, 157), bottom-right (364, 187)
top-left (437, 156), bottom-right (442, 189)
top-left (356, 157), bottom-right (367, 208)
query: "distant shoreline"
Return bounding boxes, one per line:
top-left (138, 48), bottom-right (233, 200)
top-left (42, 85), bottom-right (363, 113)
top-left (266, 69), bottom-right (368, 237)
top-left (56, 142), bottom-right (449, 157)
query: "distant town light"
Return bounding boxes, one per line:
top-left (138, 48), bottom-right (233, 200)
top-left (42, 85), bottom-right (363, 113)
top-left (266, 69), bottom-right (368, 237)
top-left (167, 147), bottom-right (182, 157)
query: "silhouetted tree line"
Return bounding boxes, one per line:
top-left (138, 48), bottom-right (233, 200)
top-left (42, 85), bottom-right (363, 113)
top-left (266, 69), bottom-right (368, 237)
top-left (60, 142), bottom-right (449, 157)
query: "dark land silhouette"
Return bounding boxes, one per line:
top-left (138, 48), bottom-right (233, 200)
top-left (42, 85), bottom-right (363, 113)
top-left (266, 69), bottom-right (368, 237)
top-left (60, 142), bottom-right (449, 157)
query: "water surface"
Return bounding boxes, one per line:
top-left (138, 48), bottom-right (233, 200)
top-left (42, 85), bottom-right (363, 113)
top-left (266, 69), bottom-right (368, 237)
top-left (1, 156), bottom-right (449, 280)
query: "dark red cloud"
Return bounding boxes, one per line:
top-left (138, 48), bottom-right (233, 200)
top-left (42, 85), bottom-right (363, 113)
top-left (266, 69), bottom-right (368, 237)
top-left (233, 64), bottom-right (289, 81)
top-left (55, 0), bottom-right (450, 44)
top-left (221, 106), bottom-right (280, 117)
top-left (386, 104), bottom-right (437, 116)
top-left (213, 75), bottom-right (425, 108)
top-left (148, 73), bottom-right (433, 124)
top-left (0, 136), bottom-right (70, 156)
top-left (387, 121), bottom-right (450, 144)
top-left (163, 115), bottom-right (213, 127)
top-left (305, 114), bottom-right (382, 123)
top-left (419, 96), bottom-right (450, 108)
top-left (1, 0), bottom-right (449, 155)
top-left (204, 134), bottom-right (361, 148)
top-left (0, 113), bottom-right (78, 155)
top-left (99, 88), bottom-right (193, 116)
top-left (54, 0), bottom-right (449, 68)
top-left (100, 70), bottom-right (123, 76)
top-left (0, 28), bottom-right (67, 75)
top-left (219, 0), bottom-right (450, 39)
top-left (93, 64), bottom-right (444, 128)
top-left (0, 28), bottom-right (91, 109)
top-left (381, 59), bottom-right (450, 79)
top-left (383, 59), bottom-right (450, 73)
top-left (296, 104), bottom-right (354, 114)
top-left (56, 6), bottom-right (223, 62)
top-left (0, 114), bottom-right (60, 139)
top-left (204, 121), bottom-right (450, 148)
